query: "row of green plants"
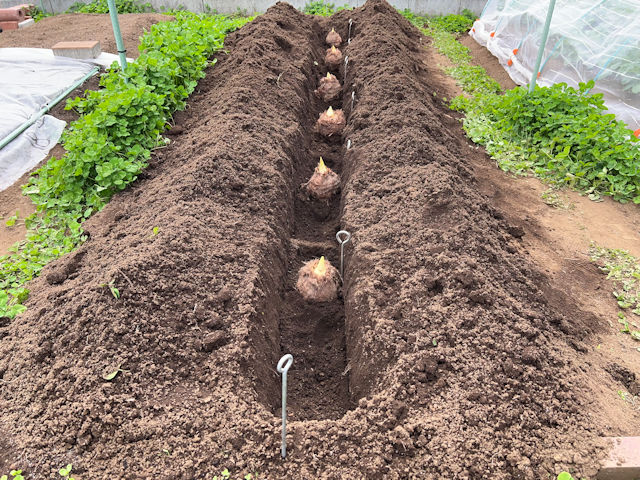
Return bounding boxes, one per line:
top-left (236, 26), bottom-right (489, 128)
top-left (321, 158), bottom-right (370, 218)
top-left (451, 82), bottom-right (640, 203)
top-left (34, 0), bottom-right (247, 20)
top-left (31, 0), bottom-right (152, 20)
top-left (400, 9), bottom-right (502, 96)
top-left (590, 244), bottom-right (640, 349)
top-left (405, 8), bottom-right (640, 203)
top-left (67, 0), bottom-right (153, 13)
top-left (412, 11), bottom-right (640, 341)
top-left (400, 8), bottom-right (475, 34)
top-left (0, 12), bottom-right (251, 318)
top-left (302, 0), bottom-right (350, 16)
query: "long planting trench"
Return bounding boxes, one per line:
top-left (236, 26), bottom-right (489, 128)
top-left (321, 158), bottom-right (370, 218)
top-left (1, 2), bottom-right (639, 479)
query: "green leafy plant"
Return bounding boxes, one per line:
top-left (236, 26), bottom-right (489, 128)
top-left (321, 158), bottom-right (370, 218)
top-left (399, 10), bottom-right (475, 34)
top-left (102, 364), bottom-right (127, 381)
top-left (58, 464), bottom-right (75, 480)
top-left (445, 64), bottom-right (501, 95)
top-left (429, 13), bottom-right (474, 33)
top-left (406, 8), bottom-right (640, 205)
top-left (4, 211), bottom-right (19, 227)
top-left (399, 10), bottom-right (498, 96)
top-left (302, 0), bottom-right (350, 16)
top-left (0, 13), bottom-right (252, 319)
top-left (557, 473), bottom-right (574, 480)
top-left (30, 6), bottom-right (52, 21)
top-left (460, 8), bottom-right (476, 22)
top-left (452, 82), bottom-right (640, 202)
top-left (99, 280), bottom-right (120, 299)
top-left (1, 470), bottom-right (25, 480)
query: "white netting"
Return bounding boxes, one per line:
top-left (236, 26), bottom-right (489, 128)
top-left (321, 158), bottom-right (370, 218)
top-left (470, 0), bottom-right (640, 132)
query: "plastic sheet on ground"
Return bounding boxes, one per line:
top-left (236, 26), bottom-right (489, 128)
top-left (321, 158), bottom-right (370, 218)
top-left (0, 48), bottom-right (101, 191)
top-left (470, 0), bottom-right (640, 131)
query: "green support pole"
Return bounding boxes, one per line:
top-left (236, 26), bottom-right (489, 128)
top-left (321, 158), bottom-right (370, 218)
top-left (106, 0), bottom-right (127, 73)
top-left (529, 0), bottom-right (557, 93)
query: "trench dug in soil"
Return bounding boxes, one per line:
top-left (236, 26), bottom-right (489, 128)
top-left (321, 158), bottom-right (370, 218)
top-left (0, 2), bottom-right (637, 479)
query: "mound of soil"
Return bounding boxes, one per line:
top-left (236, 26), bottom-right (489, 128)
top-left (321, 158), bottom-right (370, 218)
top-left (0, 13), bottom-right (170, 57)
top-left (0, 2), bottom-right (623, 479)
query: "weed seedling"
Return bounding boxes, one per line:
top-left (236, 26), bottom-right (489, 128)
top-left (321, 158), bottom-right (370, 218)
top-left (102, 364), bottom-right (128, 381)
top-left (99, 280), bottom-right (120, 299)
top-left (4, 211), bottom-right (20, 227)
top-left (1, 470), bottom-right (24, 480)
top-left (557, 473), bottom-right (574, 480)
top-left (59, 464), bottom-right (75, 480)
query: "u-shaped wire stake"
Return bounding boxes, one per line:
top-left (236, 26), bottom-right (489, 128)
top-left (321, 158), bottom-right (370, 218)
top-left (336, 230), bottom-right (351, 281)
top-left (343, 55), bottom-right (349, 83)
top-left (277, 354), bottom-right (293, 459)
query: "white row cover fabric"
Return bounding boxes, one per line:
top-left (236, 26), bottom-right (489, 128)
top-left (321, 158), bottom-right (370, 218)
top-left (0, 48), bottom-right (96, 191)
top-left (470, 0), bottom-right (640, 131)
top-left (0, 48), bottom-right (132, 192)
top-left (0, 114), bottom-right (66, 191)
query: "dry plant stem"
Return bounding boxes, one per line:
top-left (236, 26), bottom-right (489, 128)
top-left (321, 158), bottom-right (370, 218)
top-left (296, 257), bottom-right (339, 302)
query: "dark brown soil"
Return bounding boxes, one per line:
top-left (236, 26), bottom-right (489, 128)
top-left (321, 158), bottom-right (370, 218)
top-left (0, 2), bottom-right (631, 479)
top-left (0, 13), bottom-right (171, 57)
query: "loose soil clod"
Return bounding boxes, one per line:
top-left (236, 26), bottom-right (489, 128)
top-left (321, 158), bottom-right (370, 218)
top-left (316, 105), bottom-right (345, 136)
top-left (296, 256), bottom-right (339, 302)
top-left (325, 27), bottom-right (342, 46)
top-left (314, 72), bottom-right (342, 102)
top-left (324, 44), bottom-right (343, 70)
top-left (303, 157), bottom-right (340, 200)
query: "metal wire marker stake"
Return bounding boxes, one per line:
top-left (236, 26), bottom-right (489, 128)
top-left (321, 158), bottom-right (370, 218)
top-left (336, 230), bottom-right (351, 280)
top-left (343, 55), bottom-right (349, 84)
top-left (348, 18), bottom-right (353, 44)
top-left (277, 354), bottom-right (294, 459)
top-left (351, 90), bottom-right (355, 111)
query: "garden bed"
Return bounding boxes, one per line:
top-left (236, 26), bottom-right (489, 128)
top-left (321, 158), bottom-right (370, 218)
top-left (0, 13), bottom-right (170, 54)
top-left (0, 2), bottom-right (638, 479)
